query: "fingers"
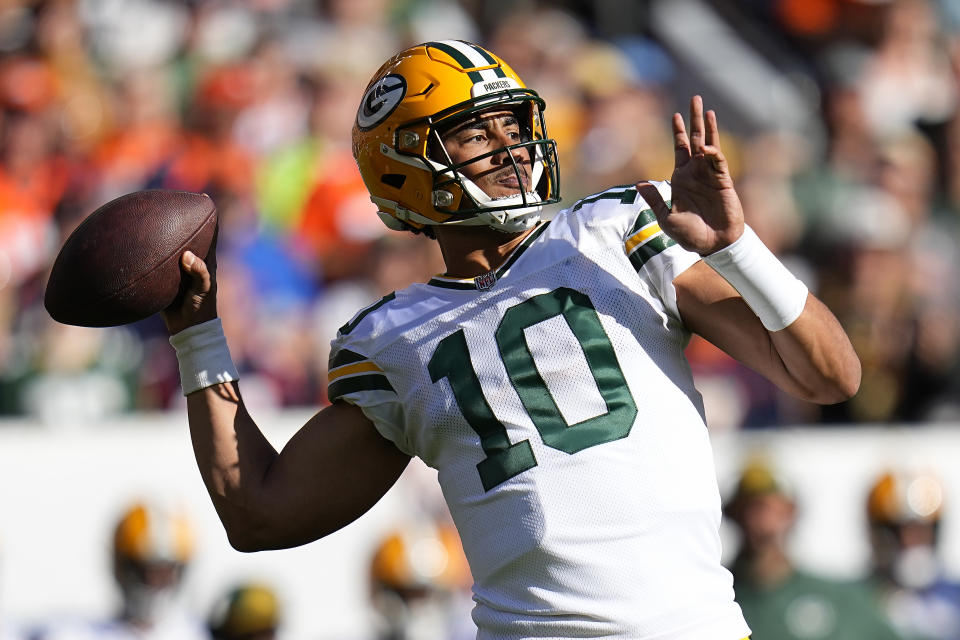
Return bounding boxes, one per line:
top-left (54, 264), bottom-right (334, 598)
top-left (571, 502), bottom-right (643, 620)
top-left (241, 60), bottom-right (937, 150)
top-left (672, 112), bottom-right (690, 167)
top-left (705, 108), bottom-right (719, 149)
top-left (635, 181), bottom-right (671, 224)
top-left (688, 95), bottom-right (705, 156)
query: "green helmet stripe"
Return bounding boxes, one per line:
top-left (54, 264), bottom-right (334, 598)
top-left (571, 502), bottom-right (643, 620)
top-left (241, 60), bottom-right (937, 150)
top-left (427, 41), bottom-right (484, 83)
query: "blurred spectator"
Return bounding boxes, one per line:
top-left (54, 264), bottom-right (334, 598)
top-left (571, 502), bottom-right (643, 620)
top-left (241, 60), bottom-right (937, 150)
top-left (865, 469), bottom-right (960, 640)
top-left (207, 583), bottom-right (280, 640)
top-left (368, 520), bottom-right (474, 640)
top-left (726, 456), bottom-right (903, 639)
top-left (32, 499), bottom-right (208, 640)
top-left (0, 0), bottom-right (951, 427)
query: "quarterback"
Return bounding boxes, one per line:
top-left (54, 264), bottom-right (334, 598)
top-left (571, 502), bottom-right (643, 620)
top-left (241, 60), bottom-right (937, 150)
top-left (163, 41), bottom-right (860, 639)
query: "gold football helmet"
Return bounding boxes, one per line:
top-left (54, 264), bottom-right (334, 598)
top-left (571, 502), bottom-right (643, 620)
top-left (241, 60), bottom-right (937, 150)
top-left (370, 523), bottom-right (471, 595)
top-left (112, 501), bottom-right (194, 624)
top-left (867, 470), bottom-right (943, 526)
top-left (352, 40), bottom-right (560, 234)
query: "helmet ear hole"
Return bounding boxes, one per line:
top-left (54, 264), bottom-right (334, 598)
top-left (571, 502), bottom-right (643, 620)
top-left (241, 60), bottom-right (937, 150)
top-left (381, 174), bottom-right (407, 189)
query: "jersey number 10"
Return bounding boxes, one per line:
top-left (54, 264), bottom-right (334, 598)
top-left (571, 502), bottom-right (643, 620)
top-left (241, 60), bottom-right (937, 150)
top-left (428, 287), bottom-right (638, 491)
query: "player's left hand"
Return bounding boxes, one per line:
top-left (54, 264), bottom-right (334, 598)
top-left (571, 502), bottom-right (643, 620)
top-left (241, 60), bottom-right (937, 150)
top-left (637, 95), bottom-right (744, 256)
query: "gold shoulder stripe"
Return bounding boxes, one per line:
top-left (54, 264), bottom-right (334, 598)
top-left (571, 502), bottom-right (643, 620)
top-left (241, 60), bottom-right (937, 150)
top-left (624, 222), bottom-right (663, 254)
top-left (328, 361), bottom-right (384, 382)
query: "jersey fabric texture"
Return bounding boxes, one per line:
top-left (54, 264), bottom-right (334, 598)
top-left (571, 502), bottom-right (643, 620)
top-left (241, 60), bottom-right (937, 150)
top-left (329, 181), bottom-right (751, 639)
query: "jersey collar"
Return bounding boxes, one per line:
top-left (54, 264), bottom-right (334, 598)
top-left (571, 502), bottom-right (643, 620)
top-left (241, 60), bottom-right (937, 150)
top-left (428, 221), bottom-right (550, 291)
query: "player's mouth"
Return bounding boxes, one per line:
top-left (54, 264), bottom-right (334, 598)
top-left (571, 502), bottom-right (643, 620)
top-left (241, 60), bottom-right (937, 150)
top-left (494, 167), bottom-right (530, 191)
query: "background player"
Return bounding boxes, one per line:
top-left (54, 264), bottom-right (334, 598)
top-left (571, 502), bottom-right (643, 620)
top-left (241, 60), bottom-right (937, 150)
top-left (162, 41), bottom-right (859, 638)
top-left (725, 456), bottom-right (902, 640)
top-left (33, 500), bottom-right (208, 640)
top-left (865, 469), bottom-right (960, 640)
top-left (207, 582), bottom-right (280, 640)
top-left (368, 520), bottom-right (474, 640)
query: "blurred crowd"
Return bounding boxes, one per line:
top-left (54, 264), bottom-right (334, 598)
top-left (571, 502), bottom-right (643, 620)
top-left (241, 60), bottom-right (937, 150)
top-left (1, 0), bottom-right (959, 427)
top-left (7, 461), bottom-right (960, 640)
top-left (725, 458), bottom-right (960, 640)
top-left (4, 496), bottom-right (475, 640)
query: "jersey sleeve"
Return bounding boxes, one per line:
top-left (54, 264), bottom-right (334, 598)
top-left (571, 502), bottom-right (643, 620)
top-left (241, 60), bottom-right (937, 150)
top-left (621, 180), bottom-right (700, 322)
top-left (327, 337), bottom-right (413, 456)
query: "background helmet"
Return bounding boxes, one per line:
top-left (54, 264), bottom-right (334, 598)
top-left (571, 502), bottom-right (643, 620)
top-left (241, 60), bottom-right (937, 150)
top-left (866, 469), bottom-right (944, 588)
top-left (370, 523), bottom-right (471, 597)
top-left (208, 582), bottom-right (281, 640)
top-left (352, 40), bottom-right (560, 234)
top-left (369, 522), bottom-right (473, 640)
top-left (112, 500), bottom-right (194, 624)
top-left (867, 470), bottom-right (943, 527)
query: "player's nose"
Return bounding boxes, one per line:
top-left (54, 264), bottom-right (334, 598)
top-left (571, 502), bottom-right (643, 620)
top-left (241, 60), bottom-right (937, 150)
top-left (491, 134), bottom-right (523, 166)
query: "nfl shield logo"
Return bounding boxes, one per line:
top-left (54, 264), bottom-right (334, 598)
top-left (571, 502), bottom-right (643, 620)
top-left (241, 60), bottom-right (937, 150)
top-left (474, 271), bottom-right (497, 290)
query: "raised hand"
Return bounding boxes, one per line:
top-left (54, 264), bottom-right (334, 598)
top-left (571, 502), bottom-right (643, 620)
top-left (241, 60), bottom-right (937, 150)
top-left (637, 95), bottom-right (744, 256)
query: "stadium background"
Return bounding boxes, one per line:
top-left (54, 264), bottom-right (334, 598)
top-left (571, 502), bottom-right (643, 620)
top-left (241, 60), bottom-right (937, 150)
top-left (1, 0), bottom-right (960, 637)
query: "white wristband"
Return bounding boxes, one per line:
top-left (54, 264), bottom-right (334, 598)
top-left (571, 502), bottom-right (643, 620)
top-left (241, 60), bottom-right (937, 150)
top-left (703, 225), bottom-right (808, 331)
top-left (169, 318), bottom-right (240, 395)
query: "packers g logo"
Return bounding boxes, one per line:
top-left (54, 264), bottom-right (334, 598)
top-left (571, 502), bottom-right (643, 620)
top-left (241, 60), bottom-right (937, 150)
top-left (357, 73), bottom-right (406, 130)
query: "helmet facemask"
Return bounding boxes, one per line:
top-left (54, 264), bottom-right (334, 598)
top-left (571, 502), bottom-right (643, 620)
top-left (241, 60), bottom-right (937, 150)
top-left (395, 90), bottom-right (560, 233)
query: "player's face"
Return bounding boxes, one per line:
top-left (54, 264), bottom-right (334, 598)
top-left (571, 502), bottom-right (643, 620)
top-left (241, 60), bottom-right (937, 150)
top-left (440, 109), bottom-right (532, 200)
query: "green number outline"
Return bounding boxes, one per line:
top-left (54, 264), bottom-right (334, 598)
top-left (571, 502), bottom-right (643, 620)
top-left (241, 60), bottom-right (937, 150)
top-left (429, 330), bottom-right (537, 491)
top-left (428, 288), bottom-right (637, 490)
top-left (497, 287), bottom-right (637, 454)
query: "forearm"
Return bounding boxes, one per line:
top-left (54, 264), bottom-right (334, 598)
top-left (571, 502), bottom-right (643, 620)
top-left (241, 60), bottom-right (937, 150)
top-left (185, 382), bottom-right (280, 550)
top-left (677, 238), bottom-right (861, 405)
top-left (768, 295), bottom-right (861, 403)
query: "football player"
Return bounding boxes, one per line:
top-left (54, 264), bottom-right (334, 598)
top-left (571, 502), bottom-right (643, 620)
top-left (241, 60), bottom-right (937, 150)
top-left (33, 501), bottom-right (208, 640)
top-left (207, 582), bottom-right (280, 640)
top-left (162, 40), bottom-right (860, 639)
top-left (726, 457), bottom-right (902, 640)
top-left (866, 469), bottom-right (960, 639)
top-left (368, 522), bottom-right (474, 640)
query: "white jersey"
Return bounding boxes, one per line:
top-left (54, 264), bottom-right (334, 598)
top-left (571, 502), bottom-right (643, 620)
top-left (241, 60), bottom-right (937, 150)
top-left (329, 182), bottom-right (751, 640)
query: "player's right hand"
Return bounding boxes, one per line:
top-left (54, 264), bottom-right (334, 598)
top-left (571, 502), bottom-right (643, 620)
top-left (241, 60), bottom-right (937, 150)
top-left (162, 227), bottom-right (219, 336)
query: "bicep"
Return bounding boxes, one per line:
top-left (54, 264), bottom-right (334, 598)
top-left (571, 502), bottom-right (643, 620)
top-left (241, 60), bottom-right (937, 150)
top-left (257, 401), bottom-right (411, 549)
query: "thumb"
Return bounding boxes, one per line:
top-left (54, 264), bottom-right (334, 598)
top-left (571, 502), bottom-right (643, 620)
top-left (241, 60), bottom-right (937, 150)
top-left (181, 250), bottom-right (213, 297)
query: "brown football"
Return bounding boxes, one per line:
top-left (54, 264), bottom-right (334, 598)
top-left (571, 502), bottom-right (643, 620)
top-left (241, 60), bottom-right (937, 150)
top-left (44, 189), bottom-right (217, 327)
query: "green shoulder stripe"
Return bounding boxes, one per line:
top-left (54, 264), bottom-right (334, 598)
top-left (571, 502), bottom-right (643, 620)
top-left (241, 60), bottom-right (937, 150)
top-left (628, 234), bottom-right (676, 271)
top-left (328, 373), bottom-right (395, 402)
top-left (628, 199), bottom-right (671, 236)
top-left (329, 348), bottom-right (368, 370)
top-left (339, 293), bottom-right (397, 336)
top-left (571, 187), bottom-right (637, 213)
